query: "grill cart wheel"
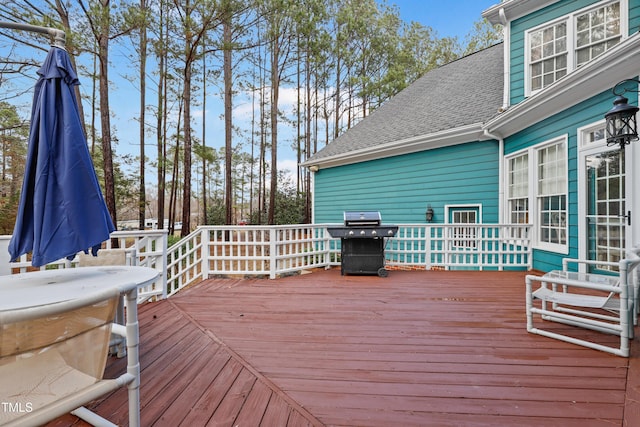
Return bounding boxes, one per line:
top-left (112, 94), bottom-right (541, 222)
top-left (377, 268), bottom-right (388, 277)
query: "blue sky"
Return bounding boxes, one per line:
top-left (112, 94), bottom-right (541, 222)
top-left (390, 0), bottom-right (498, 38)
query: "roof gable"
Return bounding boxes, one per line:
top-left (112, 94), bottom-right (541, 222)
top-left (305, 43), bottom-right (505, 169)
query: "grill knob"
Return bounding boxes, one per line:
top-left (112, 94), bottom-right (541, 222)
top-left (348, 230), bottom-right (354, 236)
top-left (371, 230), bottom-right (377, 236)
top-left (360, 230), bottom-right (366, 235)
top-left (388, 230), bottom-right (394, 236)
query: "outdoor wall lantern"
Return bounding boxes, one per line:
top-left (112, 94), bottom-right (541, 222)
top-left (425, 205), bottom-right (434, 222)
top-left (604, 78), bottom-right (640, 149)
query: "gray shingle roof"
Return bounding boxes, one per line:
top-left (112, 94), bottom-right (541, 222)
top-left (307, 43), bottom-right (504, 164)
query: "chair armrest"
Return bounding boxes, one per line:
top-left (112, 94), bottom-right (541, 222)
top-left (562, 258), bottom-right (619, 271)
top-left (526, 274), bottom-right (621, 295)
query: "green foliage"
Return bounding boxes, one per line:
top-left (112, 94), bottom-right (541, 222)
top-left (0, 102), bottom-right (28, 233)
top-left (463, 18), bottom-right (503, 56)
top-left (206, 198), bottom-right (227, 225)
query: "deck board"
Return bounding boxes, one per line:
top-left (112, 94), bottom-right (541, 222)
top-left (47, 268), bottom-right (640, 426)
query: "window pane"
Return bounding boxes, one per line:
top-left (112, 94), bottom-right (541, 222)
top-left (592, 25), bottom-right (605, 41)
top-left (577, 14), bottom-right (589, 31)
top-left (592, 42), bottom-right (606, 57)
top-left (543, 27), bottom-right (555, 42)
top-left (531, 31), bottom-right (542, 47)
top-left (543, 73), bottom-right (555, 86)
top-left (543, 58), bottom-right (555, 72)
top-left (557, 22), bottom-right (566, 37)
top-left (543, 41), bottom-right (555, 56)
top-left (577, 48), bottom-right (590, 66)
top-left (556, 55), bottom-right (567, 69)
top-left (577, 30), bottom-right (589, 47)
top-left (592, 8), bottom-right (604, 26)
top-left (531, 46), bottom-right (542, 61)
top-left (532, 76), bottom-right (542, 91)
top-left (531, 62), bottom-right (542, 76)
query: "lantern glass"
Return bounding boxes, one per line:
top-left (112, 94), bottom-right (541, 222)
top-left (604, 95), bottom-right (639, 148)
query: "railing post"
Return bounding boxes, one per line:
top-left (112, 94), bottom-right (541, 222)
top-left (160, 230), bottom-right (168, 299)
top-left (425, 226), bottom-right (432, 270)
top-left (0, 235), bottom-right (11, 276)
top-left (269, 228), bottom-right (277, 279)
top-left (322, 226), bottom-right (330, 269)
top-left (200, 227), bottom-right (209, 281)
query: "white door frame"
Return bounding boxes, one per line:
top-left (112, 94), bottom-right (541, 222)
top-left (577, 120), bottom-right (636, 268)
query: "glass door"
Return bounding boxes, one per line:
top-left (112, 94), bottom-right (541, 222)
top-left (585, 148), bottom-right (626, 272)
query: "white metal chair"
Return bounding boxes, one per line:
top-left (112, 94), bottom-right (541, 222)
top-left (525, 247), bottom-right (640, 357)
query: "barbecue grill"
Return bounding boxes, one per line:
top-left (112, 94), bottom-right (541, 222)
top-left (327, 211), bottom-right (398, 277)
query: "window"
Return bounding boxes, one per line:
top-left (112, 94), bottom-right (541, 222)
top-left (576, 2), bottom-right (621, 66)
top-left (529, 22), bottom-right (567, 92)
top-left (449, 207), bottom-right (479, 249)
top-left (505, 138), bottom-right (568, 252)
top-left (508, 153), bottom-right (529, 224)
top-left (537, 141), bottom-right (568, 248)
top-left (526, 1), bottom-right (625, 95)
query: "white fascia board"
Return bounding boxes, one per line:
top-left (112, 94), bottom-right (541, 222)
top-left (484, 33), bottom-right (640, 138)
top-left (482, 0), bottom-right (559, 25)
top-left (302, 123), bottom-right (488, 170)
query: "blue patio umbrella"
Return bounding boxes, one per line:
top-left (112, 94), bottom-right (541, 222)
top-left (8, 46), bottom-right (115, 267)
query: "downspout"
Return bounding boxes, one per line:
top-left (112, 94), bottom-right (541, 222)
top-left (499, 8), bottom-right (510, 112)
top-left (484, 130), bottom-right (505, 224)
top-left (308, 165), bottom-right (319, 224)
top-left (485, 7), bottom-right (510, 225)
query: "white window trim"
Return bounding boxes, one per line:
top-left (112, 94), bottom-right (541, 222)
top-left (524, 0), bottom-right (628, 97)
top-left (577, 120), bottom-right (607, 268)
top-left (506, 151), bottom-right (530, 224)
top-left (535, 136), bottom-right (569, 253)
top-left (445, 204), bottom-right (482, 250)
top-left (503, 135), bottom-right (569, 254)
top-left (504, 148), bottom-right (532, 227)
top-left (444, 204), bottom-right (483, 224)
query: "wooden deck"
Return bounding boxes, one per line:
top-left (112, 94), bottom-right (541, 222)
top-left (50, 268), bottom-right (640, 426)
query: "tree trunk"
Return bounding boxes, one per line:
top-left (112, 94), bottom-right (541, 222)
top-left (223, 10), bottom-right (233, 225)
top-left (97, 2), bottom-right (117, 232)
top-left (268, 36), bottom-right (279, 225)
top-left (156, 0), bottom-right (167, 231)
top-left (138, 0), bottom-right (147, 230)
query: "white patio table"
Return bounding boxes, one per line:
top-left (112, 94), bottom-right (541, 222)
top-left (0, 266), bottom-right (159, 427)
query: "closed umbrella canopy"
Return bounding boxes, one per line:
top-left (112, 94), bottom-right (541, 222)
top-left (9, 46), bottom-right (114, 267)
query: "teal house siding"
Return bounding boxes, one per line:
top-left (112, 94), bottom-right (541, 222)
top-left (509, 0), bottom-right (640, 105)
top-left (504, 89), bottom-right (635, 271)
top-left (313, 141), bottom-right (500, 225)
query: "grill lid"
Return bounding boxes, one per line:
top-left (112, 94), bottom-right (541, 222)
top-left (344, 211), bottom-right (381, 226)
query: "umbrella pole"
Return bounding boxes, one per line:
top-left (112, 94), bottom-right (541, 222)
top-left (0, 21), bottom-right (65, 49)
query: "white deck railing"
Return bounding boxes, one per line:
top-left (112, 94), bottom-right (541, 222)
top-left (1, 223), bottom-right (531, 300)
top-left (0, 230), bottom-right (168, 302)
top-left (165, 223), bottom-right (531, 296)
